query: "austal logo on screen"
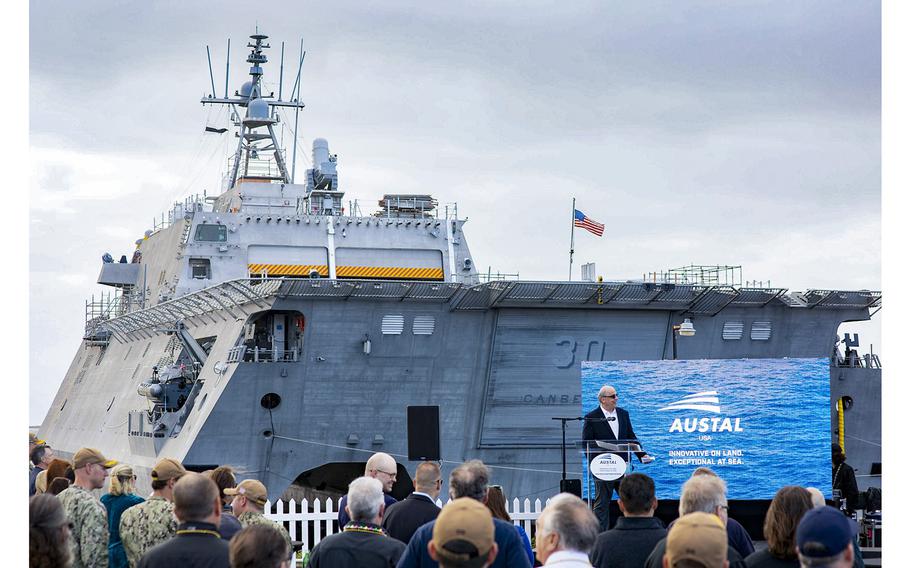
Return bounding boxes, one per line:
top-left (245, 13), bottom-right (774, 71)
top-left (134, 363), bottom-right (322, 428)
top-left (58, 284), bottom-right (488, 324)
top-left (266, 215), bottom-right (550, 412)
top-left (658, 391), bottom-right (744, 433)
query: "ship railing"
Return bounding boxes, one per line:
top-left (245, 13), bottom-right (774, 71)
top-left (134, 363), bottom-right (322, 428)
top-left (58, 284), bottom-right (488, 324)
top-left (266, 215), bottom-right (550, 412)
top-left (227, 345), bottom-right (299, 363)
top-left (245, 154), bottom-right (284, 179)
top-left (152, 194), bottom-right (209, 232)
top-left (442, 202), bottom-right (459, 221)
top-left (84, 290), bottom-right (127, 337)
top-left (265, 496), bottom-right (547, 563)
top-left (834, 349), bottom-right (882, 369)
top-left (477, 269), bottom-right (520, 283)
top-left (226, 346), bottom-right (246, 363)
top-left (226, 152), bottom-right (286, 182)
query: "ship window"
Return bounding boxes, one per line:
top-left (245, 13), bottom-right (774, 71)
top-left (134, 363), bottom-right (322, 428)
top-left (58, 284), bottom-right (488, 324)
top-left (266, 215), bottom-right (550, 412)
top-left (381, 315), bottom-right (405, 335)
top-left (190, 258), bottom-right (212, 280)
top-left (413, 315), bottom-right (436, 335)
top-left (722, 321), bottom-right (744, 340)
top-left (750, 321), bottom-right (772, 341)
top-left (195, 224), bottom-right (228, 242)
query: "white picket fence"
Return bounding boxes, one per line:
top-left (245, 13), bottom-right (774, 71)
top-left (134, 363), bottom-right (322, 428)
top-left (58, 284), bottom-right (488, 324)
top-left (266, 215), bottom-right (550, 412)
top-left (264, 496), bottom-right (550, 560)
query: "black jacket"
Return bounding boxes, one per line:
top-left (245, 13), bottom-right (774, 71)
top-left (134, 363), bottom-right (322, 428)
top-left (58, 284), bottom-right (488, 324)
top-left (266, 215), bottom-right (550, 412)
top-left (306, 524), bottom-right (405, 568)
top-left (217, 509), bottom-right (242, 541)
top-left (590, 516), bottom-right (667, 568)
top-left (582, 406), bottom-right (645, 462)
top-left (833, 461), bottom-right (860, 513)
top-left (137, 522), bottom-right (229, 568)
top-left (744, 549), bottom-right (799, 568)
top-left (381, 493), bottom-right (440, 544)
top-left (338, 493), bottom-right (398, 528)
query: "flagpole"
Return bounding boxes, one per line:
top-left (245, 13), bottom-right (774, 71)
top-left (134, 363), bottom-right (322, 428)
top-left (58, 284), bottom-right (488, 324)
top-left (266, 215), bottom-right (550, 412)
top-left (569, 197), bottom-right (576, 281)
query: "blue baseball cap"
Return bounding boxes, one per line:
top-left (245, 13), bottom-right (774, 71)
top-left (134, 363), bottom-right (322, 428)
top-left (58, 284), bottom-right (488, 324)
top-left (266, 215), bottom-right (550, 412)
top-left (796, 506), bottom-right (858, 558)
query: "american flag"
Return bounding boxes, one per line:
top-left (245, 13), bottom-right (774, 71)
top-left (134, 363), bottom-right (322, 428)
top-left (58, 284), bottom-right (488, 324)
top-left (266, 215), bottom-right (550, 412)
top-left (574, 209), bottom-right (604, 237)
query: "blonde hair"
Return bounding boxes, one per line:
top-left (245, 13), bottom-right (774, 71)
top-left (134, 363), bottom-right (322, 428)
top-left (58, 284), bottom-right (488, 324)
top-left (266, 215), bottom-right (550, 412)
top-left (109, 464), bottom-right (136, 496)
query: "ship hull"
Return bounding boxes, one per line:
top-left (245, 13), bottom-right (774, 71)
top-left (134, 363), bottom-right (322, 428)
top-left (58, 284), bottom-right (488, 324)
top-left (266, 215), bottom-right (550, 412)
top-left (39, 289), bottom-right (879, 499)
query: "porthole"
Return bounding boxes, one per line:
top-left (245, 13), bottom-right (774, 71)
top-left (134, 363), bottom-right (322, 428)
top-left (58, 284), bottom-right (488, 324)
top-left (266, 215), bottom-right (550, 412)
top-left (260, 392), bottom-right (282, 410)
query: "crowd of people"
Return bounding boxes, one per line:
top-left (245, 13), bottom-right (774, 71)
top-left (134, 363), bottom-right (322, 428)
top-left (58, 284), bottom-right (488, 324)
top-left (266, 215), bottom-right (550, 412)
top-left (28, 436), bottom-right (293, 568)
top-left (29, 435), bottom-right (867, 568)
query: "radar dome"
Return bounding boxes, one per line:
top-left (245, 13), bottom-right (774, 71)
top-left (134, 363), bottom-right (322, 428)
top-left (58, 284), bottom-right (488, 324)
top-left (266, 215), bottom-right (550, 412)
top-left (312, 138), bottom-right (330, 166)
top-left (247, 98), bottom-right (270, 120)
top-left (239, 81), bottom-right (253, 99)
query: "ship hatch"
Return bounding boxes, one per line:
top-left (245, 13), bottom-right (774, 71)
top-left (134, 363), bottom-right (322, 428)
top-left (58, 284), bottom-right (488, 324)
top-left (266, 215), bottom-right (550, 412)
top-left (283, 462), bottom-right (413, 503)
top-left (229, 311), bottom-right (305, 363)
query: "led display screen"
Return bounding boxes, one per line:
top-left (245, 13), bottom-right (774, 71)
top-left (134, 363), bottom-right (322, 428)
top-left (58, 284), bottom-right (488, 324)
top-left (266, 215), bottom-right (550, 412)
top-left (580, 358), bottom-right (831, 499)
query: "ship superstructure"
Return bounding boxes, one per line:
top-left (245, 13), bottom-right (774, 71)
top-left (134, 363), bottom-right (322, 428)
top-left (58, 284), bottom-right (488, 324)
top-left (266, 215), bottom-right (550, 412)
top-left (38, 33), bottom-right (881, 502)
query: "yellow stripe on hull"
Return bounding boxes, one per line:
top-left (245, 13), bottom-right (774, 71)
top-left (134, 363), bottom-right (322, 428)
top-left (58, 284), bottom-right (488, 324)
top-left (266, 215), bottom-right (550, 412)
top-left (246, 264), bottom-right (443, 280)
top-left (337, 266), bottom-right (444, 280)
top-left (247, 264), bottom-right (329, 276)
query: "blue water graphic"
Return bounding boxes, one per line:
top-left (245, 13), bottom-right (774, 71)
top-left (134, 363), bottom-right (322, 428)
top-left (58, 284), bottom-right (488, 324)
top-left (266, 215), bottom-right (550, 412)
top-left (580, 358), bottom-right (831, 500)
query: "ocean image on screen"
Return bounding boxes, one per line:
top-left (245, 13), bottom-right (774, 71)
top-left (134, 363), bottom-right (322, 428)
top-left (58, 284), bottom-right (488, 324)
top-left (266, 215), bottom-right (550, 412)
top-left (581, 358), bottom-right (831, 500)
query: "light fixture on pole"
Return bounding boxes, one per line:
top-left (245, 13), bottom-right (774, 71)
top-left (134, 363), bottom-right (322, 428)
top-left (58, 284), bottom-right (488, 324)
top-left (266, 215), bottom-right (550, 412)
top-left (672, 318), bottom-right (696, 359)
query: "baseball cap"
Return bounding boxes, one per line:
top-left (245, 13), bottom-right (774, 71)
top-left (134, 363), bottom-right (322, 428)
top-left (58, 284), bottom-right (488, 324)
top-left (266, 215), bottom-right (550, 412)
top-left (72, 448), bottom-right (117, 469)
top-left (151, 458), bottom-right (187, 482)
top-left (29, 433), bottom-right (45, 446)
top-left (224, 479), bottom-right (268, 506)
top-left (666, 512), bottom-right (728, 568)
top-left (797, 506), bottom-right (859, 558)
top-left (431, 498), bottom-right (495, 568)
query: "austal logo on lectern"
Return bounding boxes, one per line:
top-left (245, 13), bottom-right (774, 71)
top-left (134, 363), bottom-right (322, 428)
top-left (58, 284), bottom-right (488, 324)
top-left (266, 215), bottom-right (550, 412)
top-left (658, 391), bottom-right (744, 433)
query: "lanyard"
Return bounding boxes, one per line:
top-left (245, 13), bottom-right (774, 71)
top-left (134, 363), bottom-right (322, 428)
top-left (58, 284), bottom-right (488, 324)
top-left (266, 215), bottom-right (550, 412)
top-left (176, 529), bottom-right (222, 538)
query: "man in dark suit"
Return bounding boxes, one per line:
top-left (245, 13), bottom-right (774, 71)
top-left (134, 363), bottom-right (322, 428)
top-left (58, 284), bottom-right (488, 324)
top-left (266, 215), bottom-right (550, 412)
top-left (337, 452), bottom-right (399, 529)
top-left (582, 384), bottom-right (653, 531)
top-left (382, 461), bottom-right (442, 543)
top-left (307, 476), bottom-right (405, 568)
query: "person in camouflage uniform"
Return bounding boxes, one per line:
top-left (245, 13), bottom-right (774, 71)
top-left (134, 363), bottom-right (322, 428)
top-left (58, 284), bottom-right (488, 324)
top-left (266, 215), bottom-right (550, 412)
top-left (58, 447), bottom-right (118, 568)
top-left (119, 457), bottom-right (187, 567)
top-left (226, 478), bottom-right (293, 551)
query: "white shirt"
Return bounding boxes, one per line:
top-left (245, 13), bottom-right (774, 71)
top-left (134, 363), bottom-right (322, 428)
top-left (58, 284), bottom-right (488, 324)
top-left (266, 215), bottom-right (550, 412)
top-left (410, 491), bottom-right (438, 504)
top-left (544, 550), bottom-right (594, 567)
top-left (600, 406), bottom-right (619, 439)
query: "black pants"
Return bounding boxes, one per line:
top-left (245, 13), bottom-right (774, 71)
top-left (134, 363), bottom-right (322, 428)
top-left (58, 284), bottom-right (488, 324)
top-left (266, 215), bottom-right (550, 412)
top-left (592, 476), bottom-right (620, 531)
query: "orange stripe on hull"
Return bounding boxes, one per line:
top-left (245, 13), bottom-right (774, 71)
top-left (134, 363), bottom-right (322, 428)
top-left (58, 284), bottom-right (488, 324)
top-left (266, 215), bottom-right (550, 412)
top-left (336, 266), bottom-right (444, 280)
top-left (247, 264), bottom-right (443, 280)
top-left (247, 264), bottom-right (329, 276)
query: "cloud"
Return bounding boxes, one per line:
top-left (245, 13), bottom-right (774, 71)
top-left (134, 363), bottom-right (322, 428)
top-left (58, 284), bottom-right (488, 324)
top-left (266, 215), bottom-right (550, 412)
top-left (28, 1), bottom-right (880, 423)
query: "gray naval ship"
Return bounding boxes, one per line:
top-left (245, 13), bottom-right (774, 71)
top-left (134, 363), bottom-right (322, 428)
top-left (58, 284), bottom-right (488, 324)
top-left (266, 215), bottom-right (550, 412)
top-left (38, 33), bottom-right (881, 502)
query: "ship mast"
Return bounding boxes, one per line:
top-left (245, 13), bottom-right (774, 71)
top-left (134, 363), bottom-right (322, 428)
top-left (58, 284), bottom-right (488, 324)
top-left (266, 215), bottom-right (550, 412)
top-left (200, 33), bottom-right (306, 189)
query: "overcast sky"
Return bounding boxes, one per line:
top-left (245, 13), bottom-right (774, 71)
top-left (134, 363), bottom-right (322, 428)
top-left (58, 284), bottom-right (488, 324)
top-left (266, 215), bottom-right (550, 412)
top-left (29, 1), bottom-right (881, 424)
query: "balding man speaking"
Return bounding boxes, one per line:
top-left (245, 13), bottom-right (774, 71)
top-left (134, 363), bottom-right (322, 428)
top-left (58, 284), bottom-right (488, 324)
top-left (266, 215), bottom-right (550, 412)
top-left (582, 384), bottom-right (653, 531)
